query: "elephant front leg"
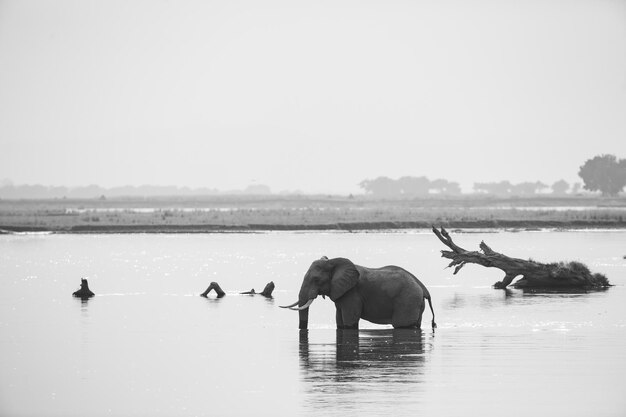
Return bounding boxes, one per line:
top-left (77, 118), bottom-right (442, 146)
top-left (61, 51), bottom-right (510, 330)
top-left (335, 308), bottom-right (345, 329)
top-left (336, 306), bottom-right (359, 329)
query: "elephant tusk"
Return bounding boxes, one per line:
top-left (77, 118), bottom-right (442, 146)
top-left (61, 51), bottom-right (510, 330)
top-left (289, 298), bottom-right (314, 311)
top-left (279, 301), bottom-right (299, 309)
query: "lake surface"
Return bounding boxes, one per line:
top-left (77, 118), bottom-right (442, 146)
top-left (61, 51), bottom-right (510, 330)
top-left (1, 230), bottom-right (625, 416)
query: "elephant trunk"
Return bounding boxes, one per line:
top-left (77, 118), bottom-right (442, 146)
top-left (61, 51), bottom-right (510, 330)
top-left (280, 297), bottom-right (314, 329)
top-left (299, 305), bottom-right (309, 330)
top-left (297, 285), bottom-right (317, 330)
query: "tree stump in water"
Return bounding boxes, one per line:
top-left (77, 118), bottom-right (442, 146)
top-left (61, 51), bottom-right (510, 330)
top-left (432, 227), bottom-right (610, 290)
top-left (73, 278), bottom-right (95, 299)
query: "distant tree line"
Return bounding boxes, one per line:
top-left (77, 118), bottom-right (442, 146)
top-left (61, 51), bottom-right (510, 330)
top-left (472, 180), bottom-right (581, 196)
top-left (358, 176), bottom-right (580, 197)
top-left (2, 154), bottom-right (624, 199)
top-left (359, 176), bottom-right (462, 196)
top-left (358, 154), bottom-right (626, 198)
top-left (0, 183), bottom-right (272, 199)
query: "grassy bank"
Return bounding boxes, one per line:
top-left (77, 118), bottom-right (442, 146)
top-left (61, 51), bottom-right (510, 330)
top-left (1, 195), bottom-right (625, 233)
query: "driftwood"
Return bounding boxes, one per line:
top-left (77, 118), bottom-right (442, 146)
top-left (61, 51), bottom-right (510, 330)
top-left (432, 227), bottom-right (610, 290)
top-left (239, 281), bottom-right (275, 298)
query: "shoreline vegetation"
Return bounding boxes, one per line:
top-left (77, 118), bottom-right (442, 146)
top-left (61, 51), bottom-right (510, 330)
top-left (1, 195), bottom-right (626, 233)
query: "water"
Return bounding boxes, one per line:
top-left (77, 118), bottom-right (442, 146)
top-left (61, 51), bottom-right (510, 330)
top-left (1, 230), bottom-right (625, 416)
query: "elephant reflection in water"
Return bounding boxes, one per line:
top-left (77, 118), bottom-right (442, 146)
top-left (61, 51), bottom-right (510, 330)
top-left (298, 329), bottom-right (428, 385)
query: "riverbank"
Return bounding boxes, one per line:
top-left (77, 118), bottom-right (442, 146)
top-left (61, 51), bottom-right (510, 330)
top-left (3, 220), bottom-right (626, 234)
top-left (1, 195), bottom-right (625, 233)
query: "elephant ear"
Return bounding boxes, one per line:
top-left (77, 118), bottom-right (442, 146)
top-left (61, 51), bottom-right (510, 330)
top-left (329, 258), bottom-right (359, 301)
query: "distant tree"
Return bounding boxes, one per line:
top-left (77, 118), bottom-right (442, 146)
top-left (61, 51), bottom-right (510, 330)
top-left (571, 182), bottom-right (582, 194)
top-left (0, 185), bottom-right (13, 199)
top-left (578, 154), bottom-right (626, 196)
top-left (473, 181), bottom-right (512, 196)
top-left (551, 180), bottom-right (570, 195)
top-left (22, 184), bottom-right (49, 198)
top-left (397, 176), bottom-right (430, 196)
top-left (359, 177), bottom-right (402, 196)
top-left (244, 184), bottom-right (271, 195)
top-left (444, 182), bottom-right (462, 195)
top-left (430, 178), bottom-right (462, 195)
top-left (69, 185), bottom-right (107, 199)
top-left (511, 181), bottom-right (548, 196)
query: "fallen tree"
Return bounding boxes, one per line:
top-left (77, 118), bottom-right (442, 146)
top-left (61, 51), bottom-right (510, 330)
top-left (432, 227), bottom-right (611, 290)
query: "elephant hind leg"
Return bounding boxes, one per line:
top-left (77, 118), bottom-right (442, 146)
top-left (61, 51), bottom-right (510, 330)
top-left (392, 303), bottom-right (424, 329)
top-left (393, 322), bottom-right (420, 329)
top-left (417, 302), bottom-right (425, 329)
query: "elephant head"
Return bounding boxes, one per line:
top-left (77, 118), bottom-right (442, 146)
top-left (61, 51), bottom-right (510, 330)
top-left (281, 257), bottom-right (359, 330)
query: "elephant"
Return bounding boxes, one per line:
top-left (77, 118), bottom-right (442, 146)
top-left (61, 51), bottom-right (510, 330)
top-left (72, 278), bottom-right (95, 299)
top-left (281, 257), bottom-right (436, 330)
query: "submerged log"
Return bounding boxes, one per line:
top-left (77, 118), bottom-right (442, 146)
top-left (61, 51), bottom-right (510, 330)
top-left (201, 281), bottom-right (275, 298)
top-left (200, 282), bottom-right (226, 298)
top-left (432, 227), bottom-right (610, 290)
top-left (240, 281), bottom-right (275, 298)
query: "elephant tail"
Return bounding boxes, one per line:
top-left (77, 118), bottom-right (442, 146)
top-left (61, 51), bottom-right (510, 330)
top-left (413, 275), bottom-right (437, 329)
top-left (426, 294), bottom-right (437, 329)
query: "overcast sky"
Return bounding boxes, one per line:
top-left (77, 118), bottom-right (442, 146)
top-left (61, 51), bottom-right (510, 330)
top-left (1, 0), bottom-right (625, 194)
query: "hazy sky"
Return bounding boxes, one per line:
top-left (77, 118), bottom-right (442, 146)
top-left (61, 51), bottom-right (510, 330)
top-left (1, 0), bottom-right (625, 194)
